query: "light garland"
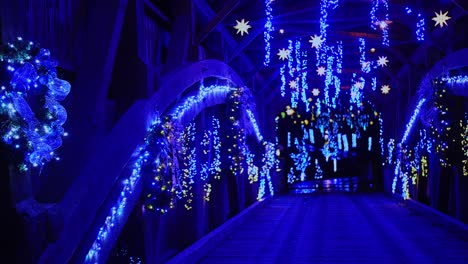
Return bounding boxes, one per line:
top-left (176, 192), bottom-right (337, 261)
top-left (180, 123), bottom-right (196, 210)
top-left (290, 139), bottom-right (310, 181)
top-left (0, 37), bottom-right (70, 170)
top-left (462, 119), bottom-right (468, 176)
top-left (370, 0), bottom-right (390, 46)
top-left (393, 98), bottom-right (425, 198)
top-left (264, 0), bottom-right (274, 66)
top-left (342, 133), bottom-right (349, 152)
top-left (444, 75), bottom-right (468, 85)
top-left (200, 130), bottom-right (211, 181)
top-left (280, 65), bottom-right (286, 97)
top-left (85, 150), bottom-right (140, 263)
top-left (288, 40), bottom-right (294, 77)
top-left (170, 84), bottom-right (233, 122)
top-left (314, 158), bottom-right (323, 179)
top-left (246, 109), bottom-right (264, 142)
top-left (416, 13), bottom-right (425, 41)
top-left (379, 116), bottom-right (384, 162)
top-left (317, 0), bottom-right (339, 65)
top-left (359, 38), bottom-right (371, 73)
top-left (372, 77), bottom-right (377, 91)
top-left (246, 150), bottom-right (259, 183)
top-left (301, 50), bottom-right (310, 112)
top-left (401, 98), bottom-right (426, 144)
top-left (336, 42), bottom-right (343, 74)
top-left (324, 54), bottom-right (334, 106)
top-left (210, 117), bottom-right (222, 180)
top-left (258, 142), bottom-right (275, 200)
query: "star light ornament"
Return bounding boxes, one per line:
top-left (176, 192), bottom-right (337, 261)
top-left (309, 35), bottom-right (325, 49)
top-left (432, 11), bottom-right (451, 28)
top-left (277, 48), bottom-right (291, 61)
top-left (355, 82), bottom-right (364, 89)
top-left (234, 19), bottom-right (251, 36)
top-left (312, 88), bottom-right (320, 96)
top-left (381, 84), bottom-right (391, 94)
top-left (377, 56), bottom-right (389, 67)
top-left (289, 80), bottom-right (298, 89)
top-left (317, 66), bottom-right (326, 76)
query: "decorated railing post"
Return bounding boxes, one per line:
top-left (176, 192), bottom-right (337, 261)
top-left (0, 37), bottom-right (70, 262)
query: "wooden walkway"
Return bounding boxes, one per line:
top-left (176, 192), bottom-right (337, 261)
top-left (196, 193), bottom-right (468, 264)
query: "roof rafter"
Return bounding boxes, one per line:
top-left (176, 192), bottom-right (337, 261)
top-left (193, 0), bottom-right (255, 72)
top-left (195, 0), bottom-right (240, 44)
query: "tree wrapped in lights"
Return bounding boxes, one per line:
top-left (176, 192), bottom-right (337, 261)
top-left (0, 37), bottom-right (70, 171)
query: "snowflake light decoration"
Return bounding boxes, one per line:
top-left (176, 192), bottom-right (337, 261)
top-left (381, 84), bottom-right (391, 94)
top-left (355, 81), bottom-right (364, 89)
top-left (312, 88), bottom-right (320, 96)
top-left (309, 35), bottom-right (324, 49)
top-left (317, 66), bottom-right (326, 76)
top-left (277, 48), bottom-right (291, 61)
top-left (432, 10), bottom-right (451, 28)
top-left (234, 19), bottom-right (251, 36)
top-left (377, 56), bottom-right (389, 67)
top-left (289, 80), bottom-right (298, 89)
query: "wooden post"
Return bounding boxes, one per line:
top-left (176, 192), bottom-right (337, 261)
top-left (0, 145), bottom-right (19, 262)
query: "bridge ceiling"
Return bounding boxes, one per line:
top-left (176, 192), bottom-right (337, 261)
top-left (154, 0), bottom-right (468, 134)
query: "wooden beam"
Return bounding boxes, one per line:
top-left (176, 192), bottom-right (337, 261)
top-left (195, 0), bottom-right (240, 44)
top-left (228, 24), bottom-right (264, 62)
top-left (193, 0), bottom-right (255, 72)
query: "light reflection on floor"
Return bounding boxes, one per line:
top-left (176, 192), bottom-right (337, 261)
top-left (289, 176), bottom-right (369, 194)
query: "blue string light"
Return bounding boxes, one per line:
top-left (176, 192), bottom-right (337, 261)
top-left (370, 0), bottom-right (390, 46)
top-left (210, 117), bottom-right (222, 179)
top-left (444, 75), bottom-right (468, 84)
top-left (387, 138), bottom-right (395, 164)
top-left (290, 139), bottom-right (310, 181)
top-left (288, 40), bottom-right (294, 77)
top-left (324, 53), bottom-right (334, 106)
top-left (416, 13), bottom-right (425, 41)
top-left (246, 109), bottom-right (264, 142)
top-left (263, 0), bottom-right (274, 66)
top-left (280, 65), bottom-right (286, 97)
top-left (301, 50), bottom-right (310, 112)
top-left (314, 159), bottom-right (323, 179)
top-left (393, 98), bottom-right (426, 198)
top-left (246, 149), bottom-right (259, 184)
top-left (359, 38), bottom-right (371, 73)
top-left (379, 116), bottom-right (385, 162)
top-left (342, 134), bottom-right (349, 152)
top-left (318, 0), bottom-right (339, 66)
top-left (370, 0), bottom-right (379, 30)
top-left (258, 142), bottom-right (275, 200)
top-left (336, 41), bottom-right (343, 74)
top-left (401, 98), bottom-right (426, 144)
top-left (291, 40), bottom-right (301, 108)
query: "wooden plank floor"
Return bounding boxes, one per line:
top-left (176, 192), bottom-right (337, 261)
top-left (197, 193), bottom-right (468, 264)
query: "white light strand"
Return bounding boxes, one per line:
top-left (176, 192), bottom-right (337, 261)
top-left (263, 0), bottom-right (274, 66)
top-left (280, 65), bottom-right (286, 97)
